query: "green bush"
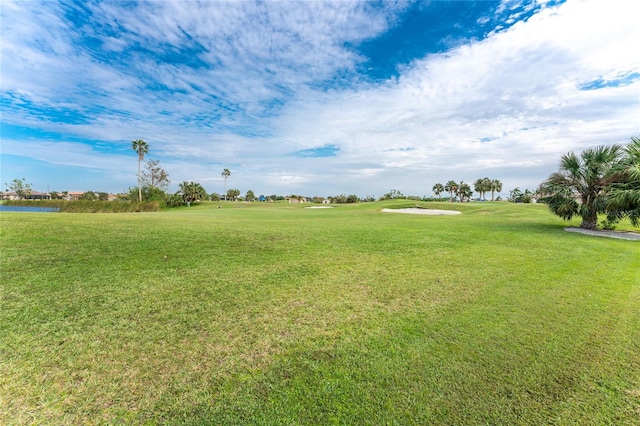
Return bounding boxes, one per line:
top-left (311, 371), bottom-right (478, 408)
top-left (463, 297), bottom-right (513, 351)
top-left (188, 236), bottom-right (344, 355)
top-left (166, 193), bottom-right (185, 207)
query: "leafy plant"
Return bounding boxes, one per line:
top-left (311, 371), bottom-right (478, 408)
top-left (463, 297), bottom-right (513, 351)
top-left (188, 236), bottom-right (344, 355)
top-left (542, 144), bottom-right (624, 229)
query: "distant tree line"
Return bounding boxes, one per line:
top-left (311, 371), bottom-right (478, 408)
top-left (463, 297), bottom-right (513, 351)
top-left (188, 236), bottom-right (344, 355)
top-left (15, 135), bottom-right (637, 225)
top-left (431, 178), bottom-right (502, 203)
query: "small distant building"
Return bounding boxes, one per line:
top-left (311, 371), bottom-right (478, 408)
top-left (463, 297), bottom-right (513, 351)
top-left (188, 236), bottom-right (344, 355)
top-left (29, 191), bottom-right (52, 200)
top-left (1, 191), bottom-right (51, 200)
top-left (288, 196), bottom-right (307, 204)
top-left (66, 191), bottom-right (84, 201)
top-left (322, 199), bottom-right (331, 205)
top-left (2, 192), bottom-right (20, 201)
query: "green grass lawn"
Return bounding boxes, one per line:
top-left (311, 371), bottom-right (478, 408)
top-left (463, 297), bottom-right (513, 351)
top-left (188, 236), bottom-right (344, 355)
top-left (1, 201), bottom-right (639, 424)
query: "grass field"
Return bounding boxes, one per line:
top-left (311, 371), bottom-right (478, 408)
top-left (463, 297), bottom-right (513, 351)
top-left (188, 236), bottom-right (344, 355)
top-left (1, 201), bottom-right (639, 424)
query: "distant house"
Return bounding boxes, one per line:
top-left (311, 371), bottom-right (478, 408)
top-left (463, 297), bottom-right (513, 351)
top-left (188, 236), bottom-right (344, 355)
top-left (2, 192), bottom-right (20, 201)
top-left (288, 196), bottom-right (307, 204)
top-left (66, 191), bottom-right (84, 201)
top-left (1, 191), bottom-right (51, 200)
top-left (29, 191), bottom-right (52, 200)
top-left (322, 199), bottom-right (331, 205)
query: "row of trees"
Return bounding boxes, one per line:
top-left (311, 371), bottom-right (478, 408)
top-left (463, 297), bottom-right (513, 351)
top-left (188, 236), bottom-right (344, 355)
top-left (132, 140), bottom-right (250, 206)
top-left (432, 178), bottom-right (502, 203)
top-left (542, 136), bottom-right (639, 229)
top-left (130, 142), bottom-right (416, 206)
top-left (11, 136), bottom-right (638, 225)
top-left (473, 178), bottom-right (503, 201)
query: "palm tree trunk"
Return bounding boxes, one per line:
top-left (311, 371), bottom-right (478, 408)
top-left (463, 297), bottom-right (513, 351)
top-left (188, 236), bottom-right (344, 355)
top-left (580, 210), bottom-right (598, 229)
top-left (137, 157), bottom-right (142, 203)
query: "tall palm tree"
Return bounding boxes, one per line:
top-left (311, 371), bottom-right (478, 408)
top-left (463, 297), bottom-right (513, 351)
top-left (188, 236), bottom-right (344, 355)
top-left (445, 180), bottom-right (458, 203)
top-left (542, 144), bottom-right (623, 229)
top-left (432, 183), bottom-right (445, 200)
top-left (482, 177), bottom-right (492, 200)
top-left (490, 179), bottom-right (502, 201)
top-left (221, 168), bottom-right (231, 200)
top-left (473, 178), bottom-right (483, 200)
top-left (131, 139), bottom-right (149, 203)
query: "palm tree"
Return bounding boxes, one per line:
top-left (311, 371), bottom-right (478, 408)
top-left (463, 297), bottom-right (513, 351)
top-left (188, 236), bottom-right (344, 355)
top-left (221, 168), bottom-right (231, 201)
top-left (509, 187), bottom-right (523, 202)
top-left (606, 136), bottom-right (640, 226)
top-left (457, 181), bottom-right (472, 202)
top-left (131, 139), bottom-right (149, 203)
top-left (444, 180), bottom-right (458, 203)
top-left (542, 144), bottom-right (624, 229)
top-left (432, 183), bottom-right (445, 200)
top-left (490, 179), bottom-right (502, 201)
top-left (179, 181), bottom-right (208, 205)
top-left (474, 177), bottom-right (491, 201)
top-left (473, 178), bottom-right (483, 200)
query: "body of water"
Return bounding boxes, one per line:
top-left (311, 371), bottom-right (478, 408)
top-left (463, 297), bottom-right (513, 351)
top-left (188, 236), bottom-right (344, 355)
top-left (0, 205), bottom-right (60, 212)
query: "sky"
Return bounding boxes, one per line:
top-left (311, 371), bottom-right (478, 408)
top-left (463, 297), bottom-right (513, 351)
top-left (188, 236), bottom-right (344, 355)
top-left (1, 0), bottom-right (639, 198)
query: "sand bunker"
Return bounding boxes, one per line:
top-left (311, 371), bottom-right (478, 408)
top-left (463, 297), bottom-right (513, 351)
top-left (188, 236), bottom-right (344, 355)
top-left (381, 208), bottom-right (461, 215)
top-left (306, 206), bottom-right (334, 209)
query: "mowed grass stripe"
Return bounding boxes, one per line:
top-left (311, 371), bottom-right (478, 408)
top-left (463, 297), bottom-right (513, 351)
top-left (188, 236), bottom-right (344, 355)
top-left (1, 201), bottom-right (638, 424)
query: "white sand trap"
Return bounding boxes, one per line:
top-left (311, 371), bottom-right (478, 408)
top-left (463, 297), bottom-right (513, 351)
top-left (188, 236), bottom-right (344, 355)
top-left (306, 206), bottom-right (334, 209)
top-left (381, 208), bottom-right (461, 215)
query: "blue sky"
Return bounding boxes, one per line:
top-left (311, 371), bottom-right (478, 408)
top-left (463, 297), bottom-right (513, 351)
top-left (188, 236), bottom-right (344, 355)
top-left (1, 0), bottom-right (639, 197)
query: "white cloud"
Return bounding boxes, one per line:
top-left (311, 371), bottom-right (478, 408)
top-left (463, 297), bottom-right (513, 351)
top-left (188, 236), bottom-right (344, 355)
top-left (264, 0), bottom-right (640, 195)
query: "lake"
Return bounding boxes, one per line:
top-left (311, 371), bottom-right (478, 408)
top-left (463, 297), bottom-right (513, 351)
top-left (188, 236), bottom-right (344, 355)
top-left (0, 205), bottom-right (61, 213)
